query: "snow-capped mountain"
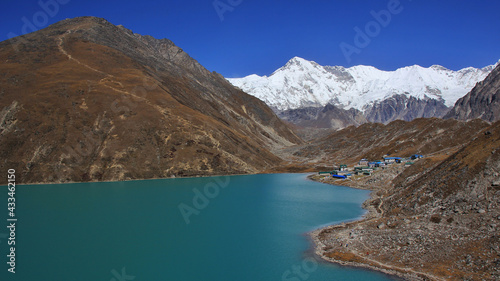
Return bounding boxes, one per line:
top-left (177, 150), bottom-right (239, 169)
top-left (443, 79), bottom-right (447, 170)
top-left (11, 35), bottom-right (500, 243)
top-left (228, 57), bottom-right (497, 112)
top-left (445, 63), bottom-right (500, 122)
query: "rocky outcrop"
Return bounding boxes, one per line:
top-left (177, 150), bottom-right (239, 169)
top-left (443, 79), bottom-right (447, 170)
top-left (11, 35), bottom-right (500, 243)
top-left (0, 16), bottom-right (302, 184)
top-left (276, 95), bottom-right (448, 130)
top-left (277, 103), bottom-right (366, 130)
top-left (363, 94), bottom-right (449, 124)
top-left (444, 63), bottom-right (500, 122)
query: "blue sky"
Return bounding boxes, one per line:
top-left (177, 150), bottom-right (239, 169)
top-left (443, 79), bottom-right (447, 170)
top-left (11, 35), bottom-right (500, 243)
top-left (1, 0), bottom-right (499, 77)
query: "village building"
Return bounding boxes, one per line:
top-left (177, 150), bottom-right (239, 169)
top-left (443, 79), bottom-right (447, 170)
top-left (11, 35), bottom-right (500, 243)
top-left (359, 159), bottom-right (369, 166)
top-left (384, 157), bottom-right (402, 164)
top-left (368, 161), bottom-right (385, 168)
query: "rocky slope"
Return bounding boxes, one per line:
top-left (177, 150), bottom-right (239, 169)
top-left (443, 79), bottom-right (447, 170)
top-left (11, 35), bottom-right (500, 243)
top-left (0, 16), bottom-right (302, 184)
top-left (445, 63), bottom-right (500, 122)
top-left (364, 94), bottom-right (450, 124)
top-left (283, 118), bottom-right (489, 167)
top-left (277, 103), bottom-right (366, 130)
top-left (312, 121), bottom-right (500, 280)
top-left (229, 57), bottom-right (496, 128)
top-left (280, 95), bottom-right (450, 130)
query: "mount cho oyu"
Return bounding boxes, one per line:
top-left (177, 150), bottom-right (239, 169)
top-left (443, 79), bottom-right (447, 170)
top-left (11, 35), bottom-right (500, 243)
top-left (228, 57), bottom-right (498, 127)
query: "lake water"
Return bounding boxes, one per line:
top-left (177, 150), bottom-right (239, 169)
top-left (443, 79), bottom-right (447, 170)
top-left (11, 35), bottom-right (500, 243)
top-left (0, 173), bottom-right (397, 281)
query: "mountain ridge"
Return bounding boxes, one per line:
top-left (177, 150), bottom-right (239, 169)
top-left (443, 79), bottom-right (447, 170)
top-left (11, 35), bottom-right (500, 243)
top-left (0, 16), bottom-right (302, 184)
top-left (228, 56), bottom-right (496, 112)
top-left (444, 63), bottom-right (500, 122)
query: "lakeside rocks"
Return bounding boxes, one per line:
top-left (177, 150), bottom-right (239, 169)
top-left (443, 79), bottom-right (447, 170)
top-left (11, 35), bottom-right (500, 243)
top-left (310, 121), bottom-right (500, 280)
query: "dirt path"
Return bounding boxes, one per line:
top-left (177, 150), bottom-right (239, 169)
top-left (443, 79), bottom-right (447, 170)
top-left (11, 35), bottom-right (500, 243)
top-left (58, 30), bottom-right (107, 75)
top-left (57, 32), bottom-right (170, 115)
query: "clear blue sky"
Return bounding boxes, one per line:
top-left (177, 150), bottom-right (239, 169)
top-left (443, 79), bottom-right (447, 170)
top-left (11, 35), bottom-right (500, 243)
top-left (1, 0), bottom-right (499, 77)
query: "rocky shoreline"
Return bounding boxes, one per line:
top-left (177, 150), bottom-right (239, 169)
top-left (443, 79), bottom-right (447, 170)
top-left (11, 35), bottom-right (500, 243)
top-left (308, 170), bottom-right (439, 281)
top-left (307, 152), bottom-right (500, 281)
top-left (308, 170), bottom-right (427, 280)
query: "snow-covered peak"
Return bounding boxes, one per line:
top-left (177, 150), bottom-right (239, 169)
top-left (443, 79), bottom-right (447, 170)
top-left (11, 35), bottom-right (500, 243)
top-left (481, 60), bottom-right (500, 72)
top-left (286, 56), bottom-right (310, 65)
top-left (228, 57), bottom-right (497, 111)
top-left (272, 56), bottom-right (322, 75)
top-left (430, 65), bottom-right (449, 71)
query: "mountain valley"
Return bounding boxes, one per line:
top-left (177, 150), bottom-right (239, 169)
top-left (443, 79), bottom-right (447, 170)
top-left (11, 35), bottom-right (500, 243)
top-left (1, 15), bottom-right (500, 281)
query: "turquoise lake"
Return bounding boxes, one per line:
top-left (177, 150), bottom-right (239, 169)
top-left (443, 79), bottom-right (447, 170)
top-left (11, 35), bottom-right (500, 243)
top-left (0, 173), bottom-right (398, 280)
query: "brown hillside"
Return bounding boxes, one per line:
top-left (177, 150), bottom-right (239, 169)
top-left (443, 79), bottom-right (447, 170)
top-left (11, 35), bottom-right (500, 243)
top-left (287, 118), bottom-right (489, 166)
top-left (386, 121), bottom-right (500, 216)
top-left (314, 121), bottom-right (500, 280)
top-left (0, 17), bottom-right (302, 184)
